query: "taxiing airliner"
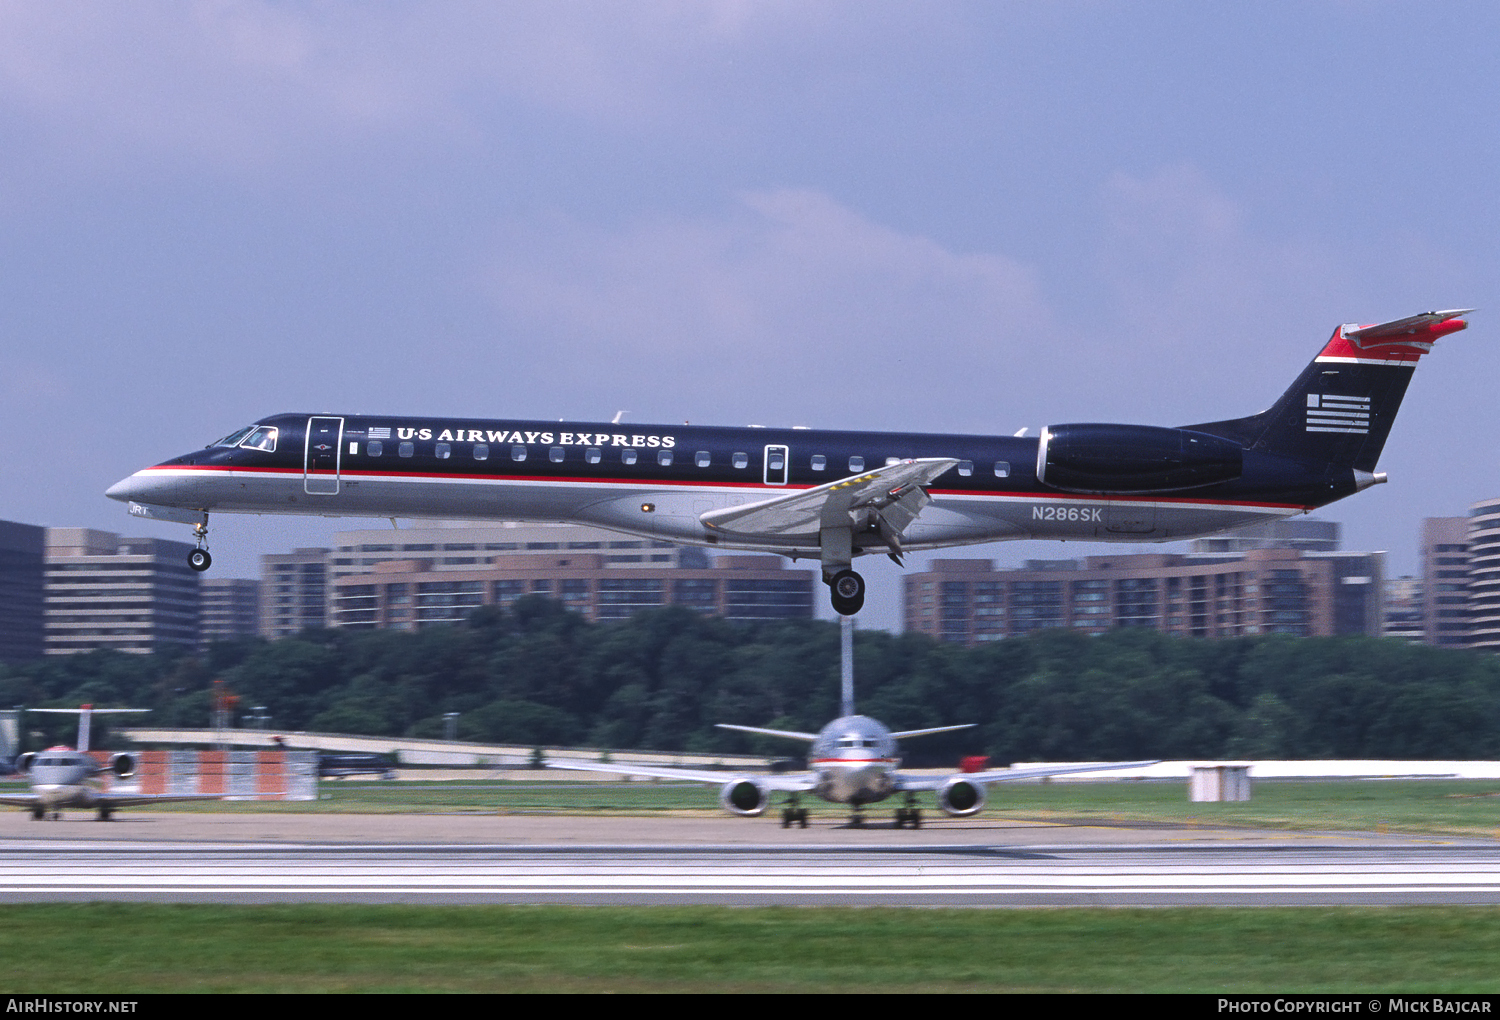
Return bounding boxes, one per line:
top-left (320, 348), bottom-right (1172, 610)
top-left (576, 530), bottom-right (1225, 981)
top-left (107, 310), bottom-right (1473, 615)
top-left (547, 617), bottom-right (1155, 827)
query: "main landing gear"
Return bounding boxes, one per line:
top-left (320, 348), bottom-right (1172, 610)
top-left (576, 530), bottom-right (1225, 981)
top-left (827, 569), bottom-right (865, 616)
top-left (187, 517), bottom-right (212, 572)
top-left (781, 797), bottom-right (809, 829)
top-left (894, 795), bottom-right (923, 829)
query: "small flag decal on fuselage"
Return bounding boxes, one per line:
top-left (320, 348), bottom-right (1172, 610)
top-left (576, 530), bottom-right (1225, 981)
top-left (1306, 393), bottom-right (1370, 434)
top-left (367, 427), bottom-right (392, 439)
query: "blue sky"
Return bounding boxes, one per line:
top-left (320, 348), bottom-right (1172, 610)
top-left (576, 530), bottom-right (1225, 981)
top-left (2, 2), bottom-right (1496, 629)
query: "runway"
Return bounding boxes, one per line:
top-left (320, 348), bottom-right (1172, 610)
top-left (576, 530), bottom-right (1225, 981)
top-left (5, 835), bottom-right (1500, 906)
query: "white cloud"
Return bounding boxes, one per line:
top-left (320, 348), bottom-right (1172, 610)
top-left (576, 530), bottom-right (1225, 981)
top-left (1091, 164), bottom-right (1353, 421)
top-left (0, 1), bottom-right (842, 167)
top-left (480, 188), bottom-right (1055, 428)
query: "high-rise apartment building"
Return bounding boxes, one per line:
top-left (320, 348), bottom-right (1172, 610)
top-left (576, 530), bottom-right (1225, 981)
top-left (43, 528), bottom-right (200, 655)
top-left (905, 547), bottom-right (1383, 646)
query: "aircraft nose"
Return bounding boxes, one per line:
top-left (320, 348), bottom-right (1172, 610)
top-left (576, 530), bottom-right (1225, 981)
top-left (105, 473), bottom-right (146, 503)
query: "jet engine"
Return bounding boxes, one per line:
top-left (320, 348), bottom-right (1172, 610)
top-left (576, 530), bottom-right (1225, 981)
top-left (14, 752), bottom-right (34, 774)
top-left (719, 778), bottom-right (771, 817)
top-left (109, 752), bottom-right (136, 778)
top-left (937, 776), bottom-right (987, 817)
top-left (1037, 424), bottom-right (1243, 495)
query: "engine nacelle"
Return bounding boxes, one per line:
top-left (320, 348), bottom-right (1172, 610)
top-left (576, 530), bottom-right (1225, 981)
top-left (937, 777), bottom-right (988, 817)
top-left (719, 778), bottom-right (771, 817)
top-left (1037, 424), bottom-right (1243, 495)
top-left (15, 752), bottom-right (34, 775)
top-left (109, 752), bottom-right (136, 779)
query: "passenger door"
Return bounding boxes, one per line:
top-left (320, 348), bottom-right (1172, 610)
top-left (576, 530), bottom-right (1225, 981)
top-left (304, 416), bottom-right (344, 495)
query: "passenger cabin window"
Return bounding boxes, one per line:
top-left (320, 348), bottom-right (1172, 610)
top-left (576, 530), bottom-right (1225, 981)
top-left (732, 452), bottom-right (748, 469)
top-left (622, 448), bottom-right (638, 465)
top-left (586, 447), bottom-right (602, 464)
top-left (549, 446), bottom-right (565, 463)
top-left (811, 454), bottom-right (827, 471)
top-left (957, 460), bottom-right (973, 476)
top-left (367, 440), bottom-right (384, 457)
top-left (473, 444), bottom-right (489, 461)
top-left (767, 449), bottom-right (785, 471)
top-left (511, 445), bottom-right (527, 462)
top-left (658, 449), bottom-right (673, 466)
top-left (848, 455), bottom-right (865, 472)
top-left (435, 442), bottom-right (451, 459)
top-left (695, 451), bottom-right (711, 468)
top-left (994, 461), bottom-right (1010, 478)
top-left (399, 442), bottom-right (414, 458)
top-left (240, 426), bottom-right (278, 453)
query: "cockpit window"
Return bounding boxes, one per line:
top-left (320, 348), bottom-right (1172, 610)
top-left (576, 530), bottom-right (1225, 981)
top-left (210, 426), bottom-right (256, 448)
top-left (239, 426), bottom-right (278, 453)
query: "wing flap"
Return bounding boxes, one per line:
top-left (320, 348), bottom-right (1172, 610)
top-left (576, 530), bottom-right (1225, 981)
top-left (701, 458), bottom-right (959, 543)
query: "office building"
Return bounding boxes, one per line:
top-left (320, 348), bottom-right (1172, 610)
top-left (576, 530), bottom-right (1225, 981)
top-left (43, 528), bottom-right (199, 655)
top-left (259, 548), bottom-right (329, 638)
top-left (1467, 499), bottom-right (1500, 652)
top-left (200, 577), bottom-right (262, 646)
top-left (1420, 517), bottom-right (1471, 648)
top-left (325, 523), bottom-right (814, 628)
top-left (0, 519), bottom-right (45, 662)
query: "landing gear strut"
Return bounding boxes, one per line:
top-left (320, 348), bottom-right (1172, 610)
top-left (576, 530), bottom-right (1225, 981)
top-left (187, 517), bottom-right (212, 572)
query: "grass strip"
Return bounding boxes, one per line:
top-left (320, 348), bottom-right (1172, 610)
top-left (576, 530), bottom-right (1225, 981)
top-left (2, 903), bottom-right (1500, 993)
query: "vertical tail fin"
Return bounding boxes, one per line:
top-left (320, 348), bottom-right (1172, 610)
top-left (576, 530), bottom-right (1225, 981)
top-left (1187, 310), bottom-right (1472, 472)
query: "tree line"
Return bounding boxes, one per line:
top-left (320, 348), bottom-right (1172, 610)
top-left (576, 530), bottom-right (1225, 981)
top-left (4, 596), bottom-right (1500, 764)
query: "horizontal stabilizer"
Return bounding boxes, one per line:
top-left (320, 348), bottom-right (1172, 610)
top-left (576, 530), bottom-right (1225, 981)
top-left (1344, 309), bottom-right (1474, 345)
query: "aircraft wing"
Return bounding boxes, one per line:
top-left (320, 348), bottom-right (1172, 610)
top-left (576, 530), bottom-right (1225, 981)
top-left (700, 458), bottom-right (959, 555)
top-left (0, 793), bottom-right (222, 808)
top-left (95, 794), bottom-right (224, 808)
top-left (714, 723), bottom-right (818, 742)
top-left (546, 757), bottom-right (817, 792)
top-left (894, 759), bottom-right (1160, 791)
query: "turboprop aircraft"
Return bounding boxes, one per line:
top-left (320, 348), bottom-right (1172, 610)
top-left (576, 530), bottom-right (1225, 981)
top-left (0, 706), bottom-right (220, 820)
top-left (546, 618), bottom-right (1156, 828)
top-left (106, 310), bottom-right (1473, 615)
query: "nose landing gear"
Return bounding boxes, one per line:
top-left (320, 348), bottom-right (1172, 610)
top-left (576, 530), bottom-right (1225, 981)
top-left (187, 518), bottom-right (212, 572)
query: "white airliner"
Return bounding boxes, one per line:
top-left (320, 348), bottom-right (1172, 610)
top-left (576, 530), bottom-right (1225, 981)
top-left (2, 706), bottom-right (219, 821)
top-left (546, 619), bottom-right (1155, 828)
top-left (106, 310), bottom-right (1472, 615)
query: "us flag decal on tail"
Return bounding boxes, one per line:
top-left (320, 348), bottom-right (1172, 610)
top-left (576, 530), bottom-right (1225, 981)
top-left (1306, 393), bottom-right (1370, 434)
